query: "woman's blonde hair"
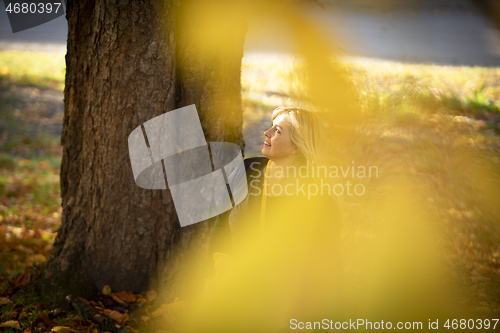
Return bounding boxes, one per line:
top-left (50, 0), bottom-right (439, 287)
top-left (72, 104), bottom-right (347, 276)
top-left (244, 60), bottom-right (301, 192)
top-left (272, 106), bottom-right (327, 166)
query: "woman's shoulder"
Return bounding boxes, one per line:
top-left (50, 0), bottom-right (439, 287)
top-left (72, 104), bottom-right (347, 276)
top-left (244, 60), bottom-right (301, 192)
top-left (243, 156), bottom-right (268, 170)
top-left (243, 156), bottom-right (268, 179)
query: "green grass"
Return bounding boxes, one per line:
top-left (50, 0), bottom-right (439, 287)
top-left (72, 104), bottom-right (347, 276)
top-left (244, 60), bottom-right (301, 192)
top-left (0, 154), bottom-right (61, 214)
top-left (466, 85), bottom-right (499, 112)
top-left (0, 50), bottom-right (65, 91)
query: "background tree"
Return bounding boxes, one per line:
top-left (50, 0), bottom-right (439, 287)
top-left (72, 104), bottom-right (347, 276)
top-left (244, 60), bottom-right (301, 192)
top-left (38, 0), bottom-right (248, 301)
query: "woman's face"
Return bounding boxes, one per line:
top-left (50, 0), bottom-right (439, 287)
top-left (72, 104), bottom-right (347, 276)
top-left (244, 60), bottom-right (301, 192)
top-left (262, 113), bottom-right (298, 163)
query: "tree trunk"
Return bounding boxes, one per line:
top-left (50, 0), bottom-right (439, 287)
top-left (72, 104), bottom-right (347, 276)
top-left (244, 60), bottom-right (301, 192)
top-left (39, 0), bottom-right (246, 302)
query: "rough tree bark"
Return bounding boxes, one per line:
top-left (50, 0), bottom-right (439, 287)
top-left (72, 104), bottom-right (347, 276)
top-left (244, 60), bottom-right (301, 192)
top-left (38, 0), bottom-right (247, 302)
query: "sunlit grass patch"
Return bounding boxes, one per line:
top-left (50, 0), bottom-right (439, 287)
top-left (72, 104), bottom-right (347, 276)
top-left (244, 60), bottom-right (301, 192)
top-left (0, 51), bottom-right (65, 91)
top-left (349, 61), bottom-right (500, 116)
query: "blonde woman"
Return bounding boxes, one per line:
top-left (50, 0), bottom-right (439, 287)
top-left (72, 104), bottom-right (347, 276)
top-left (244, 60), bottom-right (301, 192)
top-left (204, 107), bottom-right (343, 332)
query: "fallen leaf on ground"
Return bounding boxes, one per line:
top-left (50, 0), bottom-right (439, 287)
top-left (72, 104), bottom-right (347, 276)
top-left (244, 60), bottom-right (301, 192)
top-left (103, 309), bottom-right (129, 325)
top-left (16, 267), bottom-right (31, 286)
top-left (136, 295), bottom-right (148, 304)
top-left (50, 326), bottom-right (86, 333)
top-left (145, 290), bottom-right (157, 303)
top-left (108, 293), bottom-right (125, 304)
top-left (0, 297), bottom-right (12, 304)
top-left (51, 326), bottom-right (73, 333)
top-left (3, 267), bottom-right (31, 296)
top-left (33, 312), bottom-right (52, 328)
top-left (101, 285), bottom-right (111, 295)
top-left (6, 311), bottom-right (19, 320)
top-left (0, 320), bottom-right (21, 329)
top-left (114, 291), bottom-right (136, 303)
top-left (78, 297), bottom-right (90, 306)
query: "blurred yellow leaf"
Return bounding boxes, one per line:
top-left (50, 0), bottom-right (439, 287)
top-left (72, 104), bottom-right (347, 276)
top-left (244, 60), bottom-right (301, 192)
top-left (51, 326), bottom-right (73, 333)
top-left (0, 320), bottom-right (21, 329)
top-left (145, 290), bottom-right (157, 303)
top-left (102, 285), bottom-right (111, 295)
top-left (0, 297), bottom-right (12, 305)
top-left (136, 295), bottom-right (148, 304)
top-left (26, 254), bottom-right (47, 265)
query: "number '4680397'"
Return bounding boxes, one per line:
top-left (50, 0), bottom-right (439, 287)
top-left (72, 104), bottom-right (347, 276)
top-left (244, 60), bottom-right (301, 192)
top-left (5, 2), bottom-right (61, 14)
top-left (443, 319), bottom-right (498, 329)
